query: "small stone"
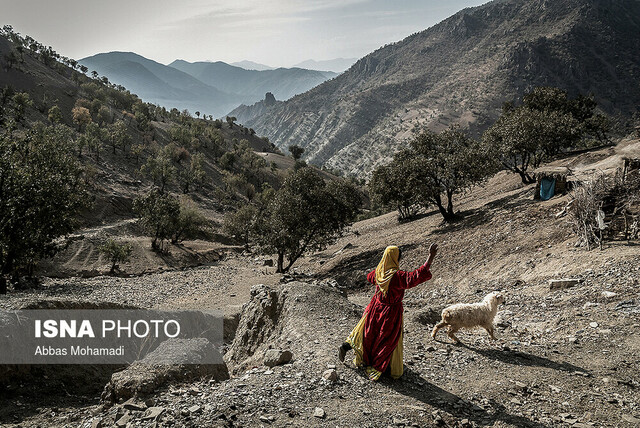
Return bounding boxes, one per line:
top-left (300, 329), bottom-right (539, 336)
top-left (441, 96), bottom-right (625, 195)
top-left (259, 415), bottom-right (272, 423)
top-left (426, 346), bottom-right (436, 352)
top-left (322, 369), bottom-right (338, 382)
top-left (622, 415), bottom-right (640, 424)
top-left (115, 414), bottom-right (131, 428)
top-left (114, 407), bottom-right (125, 421)
top-left (602, 291), bottom-right (617, 298)
top-left (589, 322), bottom-right (599, 328)
top-left (313, 407), bottom-right (325, 418)
top-left (264, 349), bottom-right (293, 367)
top-left (514, 381), bottom-right (527, 392)
top-left (549, 278), bottom-right (582, 290)
top-left (564, 418), bottom-right (578, 424)
top-left (142, 407), bottom-right (165, 421)
top-left (123, 398), bottom-right (146, 411)
top-left (188, 405), bottom-right (202, 414)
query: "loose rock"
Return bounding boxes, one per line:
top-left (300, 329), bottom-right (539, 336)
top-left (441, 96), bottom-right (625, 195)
top-left (622, 414), bottom-right (640, 424)
top-left (313, 407), bottom-right (326, 418)
top-left (115, 413), bottom-right (130, 427)
top-left (142, 407), bottom-right (165, 421)
top-left (549, 278), bottom-right (583, 290)
top-left (264, 349), bottom-right (293, 367)
top-left (322, 369), bottom-right (338, 382)
top-left (102, 338), bottom-right (229, 403)
top-left (122, 398), bottom-right (146, 411)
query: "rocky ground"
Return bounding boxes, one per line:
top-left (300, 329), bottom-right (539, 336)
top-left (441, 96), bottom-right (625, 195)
top-left (1, 143), bottom-right (639, 427)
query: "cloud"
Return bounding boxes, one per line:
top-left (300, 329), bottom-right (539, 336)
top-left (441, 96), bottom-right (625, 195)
top-left (165, 0), bottom-right (371, 29)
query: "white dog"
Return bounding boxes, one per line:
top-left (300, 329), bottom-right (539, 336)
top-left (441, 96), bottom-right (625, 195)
top-left (431, 292), bottom-right (505, 343)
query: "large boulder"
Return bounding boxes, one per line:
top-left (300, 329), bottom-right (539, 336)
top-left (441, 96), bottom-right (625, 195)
top-left (224, 284), bottom-right (286, 370)
top-left (225, 282), bottom-right (362, 374)
top-left (102, 338), bottom-right (228, 403)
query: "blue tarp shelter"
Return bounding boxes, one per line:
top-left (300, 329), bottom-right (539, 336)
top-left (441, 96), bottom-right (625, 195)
top-left (539, 178), bottom-right (556, 201)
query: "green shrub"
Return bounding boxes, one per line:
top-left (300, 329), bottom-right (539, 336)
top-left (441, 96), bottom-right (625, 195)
top-left (99, 239), bottom-right (133, 273)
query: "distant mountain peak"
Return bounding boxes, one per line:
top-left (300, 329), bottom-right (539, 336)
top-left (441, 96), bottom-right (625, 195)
top-left (231, 60), bottom-right (274, 71)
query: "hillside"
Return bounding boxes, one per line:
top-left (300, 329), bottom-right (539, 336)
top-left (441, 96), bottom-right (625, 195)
top-left (244, 0), bottom-right (640, 177)
top-left (0, 30), bottom-right (338, 277)
top-left (2, 137), bottom-right (639, 427)
top-left (226, 92), bottom-right (284, 127)
top-left (292, 57), bottom-right (358, 73)
top-left (169, 60), bottom-right (337, 105)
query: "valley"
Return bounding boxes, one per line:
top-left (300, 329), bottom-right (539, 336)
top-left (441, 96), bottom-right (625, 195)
top-left (1, 0), bottom-right (640, 427)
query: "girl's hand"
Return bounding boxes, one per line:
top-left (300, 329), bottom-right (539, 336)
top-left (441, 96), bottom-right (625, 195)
top-left (428, 243), bottom-right (438, 258)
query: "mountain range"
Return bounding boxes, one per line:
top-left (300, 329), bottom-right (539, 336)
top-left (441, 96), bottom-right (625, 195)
top-left (230, 58), bottom-right (358, 73)
top-left (242, 0), bottom-right (640, 177)
top-left (79, 53), bottom-right (337, 118)
top-left (168, 60), bottom-right (336, 103)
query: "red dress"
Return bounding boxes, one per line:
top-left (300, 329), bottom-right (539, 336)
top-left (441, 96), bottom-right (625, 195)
top-left (361, 262), bottom-right (432, 374)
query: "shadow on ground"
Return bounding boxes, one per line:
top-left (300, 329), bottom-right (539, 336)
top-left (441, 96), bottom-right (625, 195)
top-left (431, 187), bottom-right (534, 236)
top-left (384, 367), bottom-right (551, 428)
top-left (0, 364), bottom-right (116, 424)
top-left (461, 343), bottom-right (588, 373)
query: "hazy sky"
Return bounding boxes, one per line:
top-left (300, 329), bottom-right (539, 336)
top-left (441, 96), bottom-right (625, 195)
top-left (1, 0), bottom-right (488, 66)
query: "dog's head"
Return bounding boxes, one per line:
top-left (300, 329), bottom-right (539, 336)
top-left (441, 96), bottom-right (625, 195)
top-left (486, 291), bottom-right (506, 307)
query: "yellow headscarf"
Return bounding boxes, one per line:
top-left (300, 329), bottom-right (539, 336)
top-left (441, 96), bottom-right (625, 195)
top-left (375, 246), bottom-right (400, 296)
